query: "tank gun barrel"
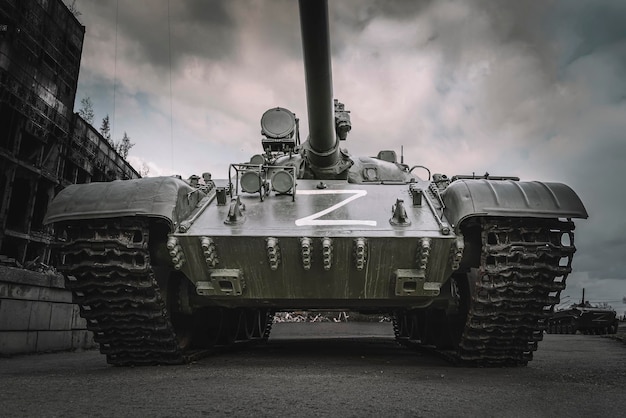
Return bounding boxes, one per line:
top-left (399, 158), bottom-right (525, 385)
top-left (298, 0), bottom-right (342, 174)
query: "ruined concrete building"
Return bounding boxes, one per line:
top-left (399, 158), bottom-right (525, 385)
top-left (0, 0), bottom-right (140, 267)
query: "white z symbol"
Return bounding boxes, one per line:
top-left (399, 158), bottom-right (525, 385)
top-left (295, 189), bottom-right (377, 226)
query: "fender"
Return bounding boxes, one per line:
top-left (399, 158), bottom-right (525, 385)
top-left (442, 179), bottom-right (588, 232)
top-left (43, 177), bottom-right (204, 230)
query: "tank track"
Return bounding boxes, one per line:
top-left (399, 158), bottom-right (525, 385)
top-left (56, 217), bottom-right (273, 366)
top-left (57, 218), bottom-right (184, 365)
top-left (395, 217), bottom-right (575, 366)
top-left (263, 311), bottom-right (275, 340)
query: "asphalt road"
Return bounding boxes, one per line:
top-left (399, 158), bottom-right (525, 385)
top-left (1, 322), bottom-right (625, 418)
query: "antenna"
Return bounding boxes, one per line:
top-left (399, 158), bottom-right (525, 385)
top-left (401, 145), bottom-right (404, 164)
top-left (112, 0), bottom-right (119, 141)
top-left (168, 0), bottom-right (174, 170)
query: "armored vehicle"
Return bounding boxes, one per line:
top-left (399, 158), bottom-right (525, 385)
top-left (547, 292), bottom-right (619, 335)
top-left (44, 0), bottom-right (587, 366)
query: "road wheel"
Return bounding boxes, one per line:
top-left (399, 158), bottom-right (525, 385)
top-left (236, 309), bottom-right (256, 341)
top-left (216, 309), bottom-right (239, 346)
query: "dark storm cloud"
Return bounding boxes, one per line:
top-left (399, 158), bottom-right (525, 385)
top-left (120, 0), bottom-right (305, 69)
top-left (329, 1), bottom-right (552, 60)
top-left (476, 0), bottom-right (626, 94)
top-left (169, 0), bottom-right (235, 64)
top-left (331, 0), bottom-right (626, 86)
top-left (332, 0), bottom-right (434, 28)
top-left (179, 0), bottom-right (232, 25)
top-left (551, 0), bottom-right (626, 69)
top-left (368, 0), bottom-right (434, 19)
top-left (81, 0), bottom-right (237, 69)
top-left (145, 1), bottom-right (234, 67)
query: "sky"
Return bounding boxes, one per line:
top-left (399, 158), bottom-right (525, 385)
top-left (69, 0), bottom-right (626, 314)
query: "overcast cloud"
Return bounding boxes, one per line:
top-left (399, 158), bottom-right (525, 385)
top-left (71, 0), bottom-right (626, 312)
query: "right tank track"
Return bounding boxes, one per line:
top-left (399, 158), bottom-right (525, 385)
top-left (56, 217), bottom-right (273, 366)
top-left (395, 217), bottom-right (576, 366)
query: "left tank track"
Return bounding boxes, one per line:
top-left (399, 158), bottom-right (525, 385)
top-left (57, 218), bottom-right (186, 365)
top-left (56, 217), bottom-right (274, 366)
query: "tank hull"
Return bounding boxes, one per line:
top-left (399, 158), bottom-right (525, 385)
top-left (46, 175), bottom-right (586, 366)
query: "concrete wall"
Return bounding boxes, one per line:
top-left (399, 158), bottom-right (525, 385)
top-left (0, 266), bottom-right (95, 355)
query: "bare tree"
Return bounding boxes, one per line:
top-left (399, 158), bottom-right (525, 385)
top-left (100, 115), bottom-right (113, 146)
top-left (140, 162), bottom-right (150, 177)
top-left (117, 132), bottom-right (134, 159)
top-left (78, 96), bottom-right (94, 124)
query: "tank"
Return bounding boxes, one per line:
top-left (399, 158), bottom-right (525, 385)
top-left (547, 291), bottom-right (619, 335)
top-left (43, 0), bottom-right (588, 366)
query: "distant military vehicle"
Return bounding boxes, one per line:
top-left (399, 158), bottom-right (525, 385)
top-left (547, 291), bottom-right (619, 335)
top-left (44, 0), bottom-right (587, 366)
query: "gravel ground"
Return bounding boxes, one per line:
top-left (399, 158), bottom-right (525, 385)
top-left (1, 322), bottom-right (625, 418)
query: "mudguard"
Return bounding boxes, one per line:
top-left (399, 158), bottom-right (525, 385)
top-left (442, 179), bottom-right (588, 232)
top-left (43, 177), bottom-right (203, 229)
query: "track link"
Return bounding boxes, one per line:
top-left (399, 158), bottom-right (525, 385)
top-left (395, 217), bottom-right (575, 366)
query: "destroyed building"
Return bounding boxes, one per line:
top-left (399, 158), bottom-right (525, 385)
top-left (0, 0), bottom-right (140, 267)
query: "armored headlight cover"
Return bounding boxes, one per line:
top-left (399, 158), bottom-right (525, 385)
top-left (241, 170), bottom-right (263, 193)
top-left (271, 170), bottom-right (294, 194)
